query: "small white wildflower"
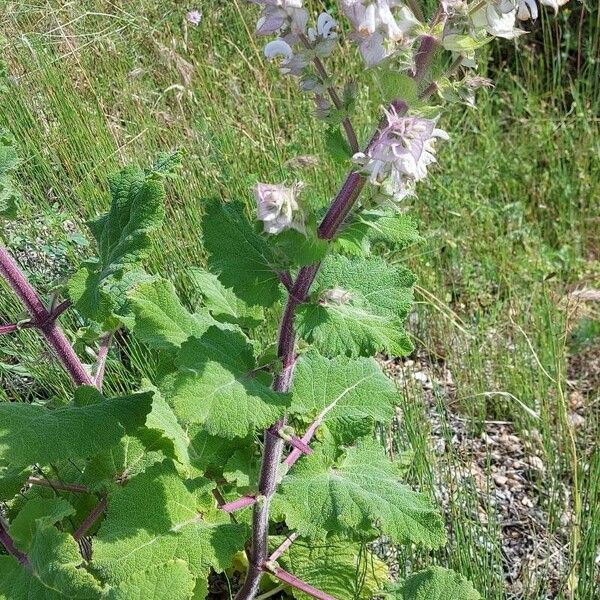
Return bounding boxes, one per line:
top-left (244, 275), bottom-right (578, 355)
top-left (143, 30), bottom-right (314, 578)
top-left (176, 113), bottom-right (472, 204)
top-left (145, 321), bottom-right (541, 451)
top-left (186, 10), bottom-right (202, 25)
top-left (253, 0), bottom-right (308, 38)
top-left (471, 1), bottom-right (524, 39)
top-left (340, 0), bottom-right (420, 66)
top-left (357, 110), bottom-right (448, 201)
top-left (255, 182), bottom-right (306, 235)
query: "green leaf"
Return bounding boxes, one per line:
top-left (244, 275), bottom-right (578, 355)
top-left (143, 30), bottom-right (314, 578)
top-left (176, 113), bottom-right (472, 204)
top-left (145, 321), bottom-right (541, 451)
top-left (188, 426), bottom-right (252, 477)
top-left (128, 277), bottom-right (217, 350)
top-left (145, 390), bottom-right (190, 468)
top-left (0, 521), bottom-right (104, 599)
top-left (0, 389), bottom-right (153, 466)
top-left (81, 434), bottom-right (164, 491)
top-left (296, 255), bottom-right (415, 357)
top-left (0, 132), bottom-right (19, 177)
top-left (202, 201), bottom-right (282, 307)
top-left (290, 352), bottom-right (398, 444)
top-left (107, 560), bottom-right (195, 600)
top-left (271, 535), bottom-right (388, 600)
top-left (325, 127), bottom-right (352, 164)
top-left (271, 229), bottom-right (329, 268)
top-left (0, 463), bottom-right (30, 500)
top-left (69, 164), bottom-right (167, 323)
top-left (223, 447), bottom-right (260, 489)
top-left (170, 327), bottom-right (289, 438)
top-left (92, 461), bottom-right (246, 586)
top-left (189, 267), bottom-right (264, 328)
top-left (0, 179), bottom-right (18, 219)
top-left (10, 497), bottom-right (74, 551)
top-left (91, 165), bottom-right (165, 272)
top-left (385, 567), bottom-right (481, 600)
top-left (337, 210), bottom-right (421, 255)
top-left (276, 440), bottom-right (446, 548)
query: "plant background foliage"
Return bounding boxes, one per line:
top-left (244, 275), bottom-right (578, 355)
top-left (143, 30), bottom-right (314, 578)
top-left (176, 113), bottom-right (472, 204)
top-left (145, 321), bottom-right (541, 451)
top-left (0, 1), bottom-right (598, 599)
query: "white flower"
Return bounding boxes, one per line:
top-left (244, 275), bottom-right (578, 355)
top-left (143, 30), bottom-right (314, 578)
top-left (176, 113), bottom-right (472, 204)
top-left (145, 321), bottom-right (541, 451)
top-left (471, 1), bottom-right (523, 39)
top-left (358, 110), bottom-right (448, 201)
top-left (253, 0), bottom-right (308, 37)
top-left (517, 0), bottom-right (538, 20)
top-left (539, 0), bottom-right (569, 13)
top-left (186, 10), bottom-right (202, 25)
top-left (255, 182), bottom-right (306, 235)
top-left (340, 0), bottom-right (420, 66)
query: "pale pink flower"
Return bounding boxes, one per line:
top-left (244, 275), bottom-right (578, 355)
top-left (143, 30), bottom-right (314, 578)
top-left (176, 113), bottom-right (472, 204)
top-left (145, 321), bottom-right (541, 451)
top-left (340, 0), bottom-right (420, 66)
top-left (186, 10), bottom-right (202, 25)
top-left (356, 109), bottom-right (448, 201)
top-left (255, 182), bottom-right (306, 235)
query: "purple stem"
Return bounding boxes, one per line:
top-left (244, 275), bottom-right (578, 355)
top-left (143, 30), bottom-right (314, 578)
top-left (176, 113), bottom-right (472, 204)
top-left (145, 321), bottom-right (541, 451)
top-left (0, 323), bottom-right (19, 335)
top-left (73, 496), bottom-right (107, 542)
top-left (300, 34), bottom-right (360, 154)
top-left (236, 101), bottom-right (406, 599)
top-left (220, 495), bottom-right (257, 513)
top-left (269, 531), bottom-right (299, 562)
top-left (286, 435), bottom-right (313, 456)
top-left (267, 566), bottom-right (337, 600)
top-left (28, 477), bottom-right (90, 494)
top-left (0, 247), bottom-right (93, 387)
top-left (0, 522), bottom-right (30, 568)
top-left (413, 35), bottom-right (437, 81)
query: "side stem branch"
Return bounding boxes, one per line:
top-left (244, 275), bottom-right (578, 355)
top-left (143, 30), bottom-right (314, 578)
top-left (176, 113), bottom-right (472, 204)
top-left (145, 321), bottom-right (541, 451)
top-left (0, 247), bottom-right (93, 387)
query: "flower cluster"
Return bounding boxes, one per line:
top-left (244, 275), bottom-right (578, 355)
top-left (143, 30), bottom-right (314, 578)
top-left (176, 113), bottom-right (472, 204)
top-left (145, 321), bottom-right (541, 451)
top-left (251, 1), bottom-right (338, 80)
top-left (254, 182), bottom-right (306, 235)
top-left (355, 108), bottom-right (448, 202)
top-left (443, 0), bottom-right (570, 59)
top-left (340, 0), bottom-right (422, 67)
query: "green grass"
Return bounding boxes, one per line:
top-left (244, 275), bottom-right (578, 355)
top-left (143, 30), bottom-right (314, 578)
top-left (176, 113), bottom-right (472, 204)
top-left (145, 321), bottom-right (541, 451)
top-left (1, 1), bottom-right (599, 598)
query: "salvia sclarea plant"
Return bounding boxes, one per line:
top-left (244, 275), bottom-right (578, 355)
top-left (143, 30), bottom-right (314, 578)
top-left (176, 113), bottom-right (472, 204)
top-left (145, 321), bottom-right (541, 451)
top-left (0, 0), bottom-right (568, 598)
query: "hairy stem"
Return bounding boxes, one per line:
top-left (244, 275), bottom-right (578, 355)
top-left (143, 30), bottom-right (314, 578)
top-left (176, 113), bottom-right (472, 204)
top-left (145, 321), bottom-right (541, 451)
top-left (0, 521), bottom-right (30, 568)
top-left (269, 531), bottom-right (299, 562)
top-left (72, 496), bottom-right (107, 542)
top-left (235, 100), bottom-right (407, 599)
top-left (267, 565), bottom-right (336, 600)
top-left (299, 33), bottom-right (360, 154)
top-left (0, 247), bottom-right (93, 387)
top-left (27, 477), bottom-right (89, 494)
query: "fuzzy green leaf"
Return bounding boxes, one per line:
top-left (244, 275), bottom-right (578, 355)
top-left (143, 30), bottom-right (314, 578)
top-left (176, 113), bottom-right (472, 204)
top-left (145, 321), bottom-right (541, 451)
top-left (189, 267), bottom-right (264, 328)
top-left (10, 497), bottom-right (74, 551)
top-left (276, 440), bottom-right (446, 548)
top-left (81, 434), bottom-right (164, 492)
top-left (107, 560), bottom-right (196, 600)
top-left (188, 427), bottom-right (252, 477)
top-left (170, 327), bottom-right (289, 438)
top-left (92, 460), bottom-right (246, 586)
top-left (271, 535), bottom-right (388, 600)
top-left (145, 390), bottom-right (190, 468)
top-left (297, 255), bottom-right (415, 357)
top-left (0, 463), bottom-right (30, 500)
top-left (385, 567), bottom-right (481, 600)
top-left (0, 389), bottom-right (152, 466)
top-left (337, 210), bottom-right (421, 255)
top-left (290, 352), bottom-right (398, 444)
top-left (202, 201), bottom-right (282, 307)
top-left (90, 165), bottom-right (165, 272)
top-left (69, 164), bottom-right (167, 323)
top-left (0, 521), bottom-right (104, 599)
top-left (128, 277), bottom-right (217, 350)
top-left (223, 447), bottom-right (260, 489)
